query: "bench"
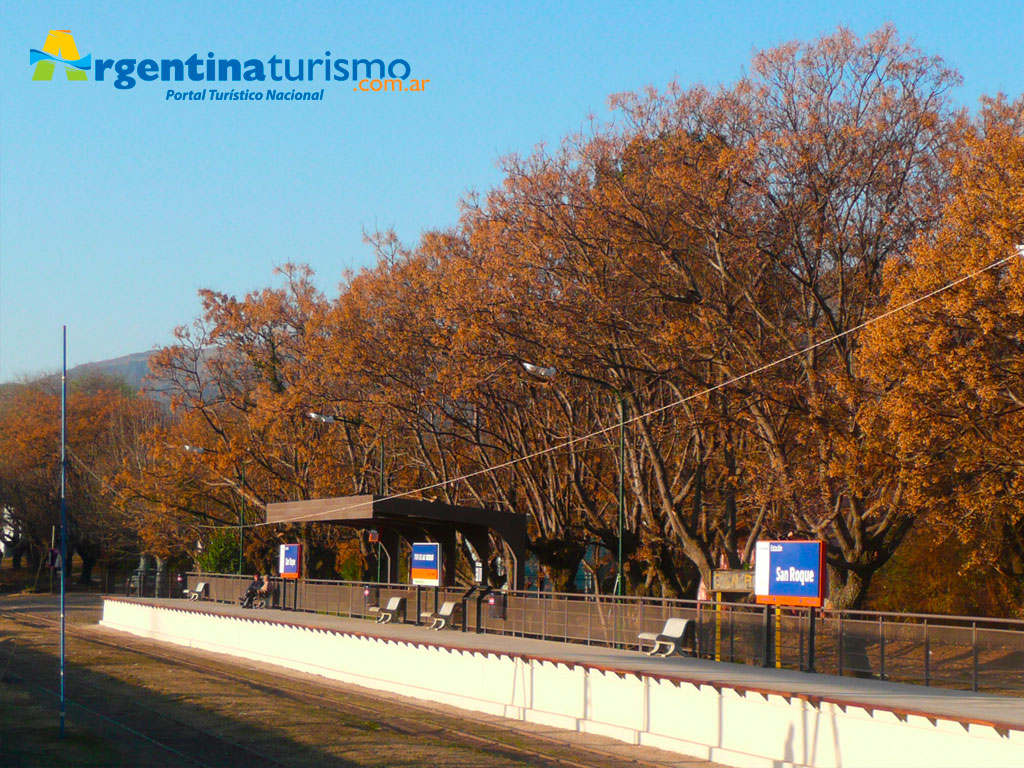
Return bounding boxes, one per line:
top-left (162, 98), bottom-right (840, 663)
top-left (185, 582), bottom-right (207, 601)
top-left (638, 617), bottom-right (692, 657)
top-left (420, 601), bottom-right (460, 630)
top-left (371, 596), bottom-right (406, 624)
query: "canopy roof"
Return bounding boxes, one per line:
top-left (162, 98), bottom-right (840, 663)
top-left (265, 495), bottom-right (527, 587)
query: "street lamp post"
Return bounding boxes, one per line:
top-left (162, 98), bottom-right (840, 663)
top-left (308, 411), bottom-right (387, 582)
top-left (520, 362), bottom-right (627, 596)
top-left (616, 394), bottom-right (624, 597)
top-left (184, 444), bottom-right (244, 575)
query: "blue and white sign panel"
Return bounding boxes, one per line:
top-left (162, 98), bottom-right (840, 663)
top-left (754, 540), bottom-right (825, 607)
top-left (278, 543), bottom-right (302, 580)
top-left (411, 542), bottom-right (442, 586)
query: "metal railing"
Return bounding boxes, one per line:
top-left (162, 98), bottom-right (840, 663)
top-left (106, 573), bottom-right (1024, 696)
top-left (104, 569), bottom-right (188, 599)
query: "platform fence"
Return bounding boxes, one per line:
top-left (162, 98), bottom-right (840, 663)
top-left (104, 570), bottom-right (1024, 695)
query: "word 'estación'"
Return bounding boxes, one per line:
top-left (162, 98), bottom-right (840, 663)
top-left (95, 52), bottom-right (410, 90)
top-left (166, 88), bottom-right (324, 101)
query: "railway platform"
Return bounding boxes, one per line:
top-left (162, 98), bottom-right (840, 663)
top-left (101, 596), bottom-right (1024, 768)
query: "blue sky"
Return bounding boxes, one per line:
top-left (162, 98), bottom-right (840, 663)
top-left (2, 1), bottom-right (1022, 380)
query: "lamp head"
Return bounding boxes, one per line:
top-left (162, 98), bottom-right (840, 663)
top-left (520, 362), bottom-right (557, 379)
top-left (307, 411), bottom-right (336, 424)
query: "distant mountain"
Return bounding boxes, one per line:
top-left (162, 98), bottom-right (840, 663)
top-left (67, 351), bottom-right (156, 392)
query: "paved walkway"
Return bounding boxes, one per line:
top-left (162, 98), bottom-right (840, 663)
top-left (117, 597), bottom-right (1024, 732)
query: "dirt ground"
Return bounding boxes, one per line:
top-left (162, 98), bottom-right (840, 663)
top-left (0, 589), bottom-right (716, 768)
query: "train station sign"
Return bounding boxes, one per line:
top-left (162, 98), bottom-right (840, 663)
top-left (278, 543), bottom-right (302, 579)
top-left (411, 542), bottom-right (442, 586)
top-left (712, 569), bottom-right (754, 593)
top-left (754, 540), bottom-right (825, 607)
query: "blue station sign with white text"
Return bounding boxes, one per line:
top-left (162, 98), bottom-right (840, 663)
top-left (754, 540), bottom-right (825, 607)
top-left (278, 543), bottom-right (302, 580)
top-left (410, 542), bottom-right (441, 586)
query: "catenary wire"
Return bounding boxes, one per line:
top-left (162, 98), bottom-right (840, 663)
top-left (237, 249), bottom-right (1021, 528)
top-left (61, 250), bottom-right (1022, 530)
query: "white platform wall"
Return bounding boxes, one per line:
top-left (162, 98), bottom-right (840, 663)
top-left (101, 599), bottom-right (1024, 768)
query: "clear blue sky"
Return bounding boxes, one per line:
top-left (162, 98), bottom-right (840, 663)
top-left (2, 1), bottom-right (1022, 380)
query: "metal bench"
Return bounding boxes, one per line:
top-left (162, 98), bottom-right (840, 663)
top-left (638, 617), bottom-right (693, 657)
top-left (372, 596), bottom-right (406, 624)
top-left (185, 582), bottom-right (207, 601)
top-left (420, 600), bottom-right (460, 630)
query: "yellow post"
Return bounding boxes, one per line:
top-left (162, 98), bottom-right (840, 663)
top-left (776, 607), bottom-right (783, 668)
top-left (715, 592), bottom-right (722, 662)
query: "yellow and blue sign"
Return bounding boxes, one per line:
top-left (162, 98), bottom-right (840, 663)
top-left (411, 542), bottom-right (441, 586)
top-left (30, 30), bottom-right (91, 81)
top-left (754, 540), bottom-right (826, 607)
top-left (278, 543), bottom-right (302, 580)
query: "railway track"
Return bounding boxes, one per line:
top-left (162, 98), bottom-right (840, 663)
top-left (1, 605), bottom-right (708, 768)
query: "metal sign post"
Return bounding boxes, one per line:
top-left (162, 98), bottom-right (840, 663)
top-left (711, 569), bottom-right (755, 664)
top-left (754, 540), bottom-right (826, 674)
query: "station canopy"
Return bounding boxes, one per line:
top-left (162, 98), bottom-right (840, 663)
top-left (265, 495), bottom-right (527, 588)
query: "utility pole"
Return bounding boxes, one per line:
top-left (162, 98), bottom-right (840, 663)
top-left (617, 393), bottom-right (625, 596)
top-left (239, 463), bottom-right (245, 575)
top-left (59, 326), bottom-right (68, 736)
top-left (377, 435), bottom-right (385, 582)
top-left (308, 412), bottom-right (386, 582)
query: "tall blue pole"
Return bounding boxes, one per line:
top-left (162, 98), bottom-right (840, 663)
top-left (59, 325), bottom-right (67, 736)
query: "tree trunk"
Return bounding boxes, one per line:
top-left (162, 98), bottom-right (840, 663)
top-left (651, 541), bottom-right (689, 598)
top-left (827, 565), bottom-right (870, 609)
top-left (77, 538), bottom-right (102, 585)
top-left (79, 551), bottom-right (97, 585)
top-left (12, 538), bottom-right (30, 570)
top-left (63, 541), bottom-right (77, 580)
top-left (531, 537), bottom-right (585, 593)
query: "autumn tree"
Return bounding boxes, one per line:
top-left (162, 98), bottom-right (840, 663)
top-left (115, 265), bottom-right (365, 575)
top-left (0, 375), bottom-right (149, 582)
top-left (106, 26), bottom-right (990, 610)
top-left (436, 26), bottom-right (960, 604)
top-left (860, 96), bottom-right (1024, 613)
